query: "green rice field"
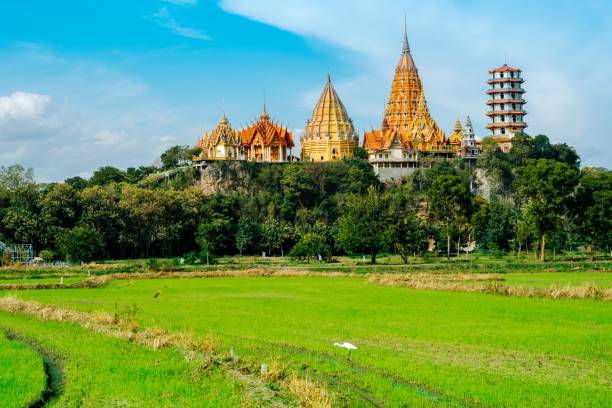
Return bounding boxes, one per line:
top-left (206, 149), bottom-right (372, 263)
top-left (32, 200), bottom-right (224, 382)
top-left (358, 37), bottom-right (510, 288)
top-left (0, 330), bottom-right (47, 407)
top-left (1, 271), bottom-right (609, 407)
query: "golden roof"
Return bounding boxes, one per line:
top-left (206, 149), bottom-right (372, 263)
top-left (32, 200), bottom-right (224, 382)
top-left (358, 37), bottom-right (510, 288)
top-left (197, 114), bottom-right (240, 150)
top-left (303, 74), bottom-right (356, 141)
top-left (364, 21), bottom-right (446, 152)
top-left (448, 118), bottom-right (463, 145)
top-left (407, 93), bottom-right (446, 148)
top-left (240, 109), bottom-right (294, 148)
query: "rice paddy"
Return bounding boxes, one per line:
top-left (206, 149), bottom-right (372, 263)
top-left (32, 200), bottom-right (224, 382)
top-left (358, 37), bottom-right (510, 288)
top-left (1, 266), bottom-right (609, 407)
top-left (0, 330), bottom-right (47, 408)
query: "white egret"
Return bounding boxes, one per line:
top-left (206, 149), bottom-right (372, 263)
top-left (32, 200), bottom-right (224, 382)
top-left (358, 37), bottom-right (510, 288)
top-left (333, 342), bottom-right (357, 360)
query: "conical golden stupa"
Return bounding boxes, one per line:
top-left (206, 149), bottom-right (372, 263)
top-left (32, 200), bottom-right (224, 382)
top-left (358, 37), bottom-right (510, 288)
top-left (448, 118), bottom-right (463, 145)
top-left (364, 21), bottom-right (447, 152)
top-left (301, 74), bottom-right (358, 162)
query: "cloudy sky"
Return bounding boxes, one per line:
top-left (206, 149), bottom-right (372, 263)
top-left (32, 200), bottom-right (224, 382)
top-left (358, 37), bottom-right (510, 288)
top-left (0, 0), bottom-right (610, 181)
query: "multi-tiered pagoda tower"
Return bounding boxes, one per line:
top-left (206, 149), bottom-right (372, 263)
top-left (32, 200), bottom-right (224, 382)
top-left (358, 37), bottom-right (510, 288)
top-left (486, 64), bottom-right (527, 138)
top-left (301, 74), bottom-right (358, 162)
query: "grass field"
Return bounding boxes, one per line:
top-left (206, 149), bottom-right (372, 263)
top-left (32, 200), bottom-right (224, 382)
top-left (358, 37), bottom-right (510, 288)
top-left (5, 273), bottom-right (610, 407)
top-left (0, 311), bottom-right (244, 407)
top-left (0, 330), bottom-right (47, 408)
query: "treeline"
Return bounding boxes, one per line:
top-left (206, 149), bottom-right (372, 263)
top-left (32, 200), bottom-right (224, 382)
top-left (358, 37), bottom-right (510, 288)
top-left (0, 134), bottom-right (610, 263)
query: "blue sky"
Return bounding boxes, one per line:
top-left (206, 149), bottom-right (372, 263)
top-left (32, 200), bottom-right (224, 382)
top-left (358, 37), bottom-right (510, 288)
top-left (0, 0), bottom-right (610, 181)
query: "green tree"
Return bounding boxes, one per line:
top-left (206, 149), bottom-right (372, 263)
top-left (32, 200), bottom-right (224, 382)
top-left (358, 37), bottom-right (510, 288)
top-left (427, 175), bottom-right (471, 259)
top-left (572, 168), bottom-right (612, 259)
top-left (352, 147), bottom-right (368, 160)
top-left (389, 211), bottom-right (428, 264)
top-left (260, 218), bottom-right (294, 256)
top-left (484, 199), bottom-right (518, 252)
top-left (515, 159), bottom-right (579, 261)
top-left (235, 217), bottom-right (260, 255)
top-left (64, 176), bottom-right (88, 190)
top-left (160, 145), bottom-right (197, 169)
top-left (196, 218), bottom-right (230, 263)
top-left (79, 186), bottom-right (124, 258)
top-left (90, 166), bottom-right (125, 186)
top-left (335, 186), bottom-right (393, 264)
top-left (0, 165), bottom-right (35, 190)
top-left (57, 226), bottom-right (104, 263)
top-left (39, 183), bottom-right (79, 248)
top-left (288, 232), bottom-right (331, 263)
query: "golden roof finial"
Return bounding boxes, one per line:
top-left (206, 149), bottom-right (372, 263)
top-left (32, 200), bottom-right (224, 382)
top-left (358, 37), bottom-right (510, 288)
top-left (403, 13), bottom-right (410, 53)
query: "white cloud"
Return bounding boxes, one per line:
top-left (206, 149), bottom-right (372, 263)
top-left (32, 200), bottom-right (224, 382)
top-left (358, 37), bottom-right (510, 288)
top-left (95, 129), bottom-right (127, 145)
top-left (0, 91), bottom-right (50, 121)
top-left (0, 45), bottom-right (213, 182)
top-left (149, 6), bottom-right (211, 41)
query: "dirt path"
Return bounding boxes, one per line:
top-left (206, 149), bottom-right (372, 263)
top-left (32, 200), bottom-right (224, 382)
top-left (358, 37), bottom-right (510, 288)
top-left (2, 329), bottom-right (64, 408)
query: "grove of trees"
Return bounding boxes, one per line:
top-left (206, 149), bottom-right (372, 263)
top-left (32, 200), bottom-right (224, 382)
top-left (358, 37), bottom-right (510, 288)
top-left (0, 134), bottom-right (609, 263)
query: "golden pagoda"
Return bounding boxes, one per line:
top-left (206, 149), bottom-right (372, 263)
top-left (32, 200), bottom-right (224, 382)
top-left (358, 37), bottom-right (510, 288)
top-left (195, 114), bottom-right (242, 161)
top-left (448, 118), bottom-right (463, 146)
top-left (363, 21), bottom-right (447, 153)
top-left (240, 106), bottom-right (294, 162)
top-left (301, 74), bottom-right (358, 162)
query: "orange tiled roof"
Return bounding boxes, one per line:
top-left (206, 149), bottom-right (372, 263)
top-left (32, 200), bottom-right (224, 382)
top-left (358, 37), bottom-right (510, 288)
top-left (240, 111), bottom-right (294, 148)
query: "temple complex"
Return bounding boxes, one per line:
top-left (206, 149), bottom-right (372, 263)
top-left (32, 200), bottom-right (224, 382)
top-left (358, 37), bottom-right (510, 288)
top-left (301, 74), bottom-right (358, 162)
top-left (195, 114), bottom-right (241, 161)
top-left (363, 21), bottom-right (460, 180)
top-left (240, 107), bottom-right (294, 162)
top-left (191, 20), bottom-right (495, 175)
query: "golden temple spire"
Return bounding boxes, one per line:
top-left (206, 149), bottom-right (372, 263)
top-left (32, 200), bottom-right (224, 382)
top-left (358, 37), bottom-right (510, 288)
top-left (403, 13), bottom-right (410, 53)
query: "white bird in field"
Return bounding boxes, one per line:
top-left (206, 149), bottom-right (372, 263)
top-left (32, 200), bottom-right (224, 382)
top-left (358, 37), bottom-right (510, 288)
top-left (333, 342), bottom-right (357, 360)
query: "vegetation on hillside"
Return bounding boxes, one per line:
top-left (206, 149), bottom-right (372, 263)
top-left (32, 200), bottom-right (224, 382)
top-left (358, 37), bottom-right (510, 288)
top-left (0, 134), bottom-right (610, 263)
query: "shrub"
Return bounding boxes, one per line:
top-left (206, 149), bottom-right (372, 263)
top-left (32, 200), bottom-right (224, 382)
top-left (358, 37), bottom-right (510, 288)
top-left (57, 226), bottom-right (105, 263)
top-left (289, 233), bottom-right (331, 263)
top-left (38, 249), bottom-right (56, 262)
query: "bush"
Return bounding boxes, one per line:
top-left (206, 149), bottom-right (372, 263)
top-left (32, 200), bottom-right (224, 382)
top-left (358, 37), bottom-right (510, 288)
top-left (38, 249), bottom-right (56, 262)
top-left (289, 233), bottom-right (331, 263)
top-left (57, 226), bottom-right (105, 263)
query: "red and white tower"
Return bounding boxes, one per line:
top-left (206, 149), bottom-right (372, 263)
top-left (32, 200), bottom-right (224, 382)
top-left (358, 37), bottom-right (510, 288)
top-left (486, 64), bottom-right (527, 136)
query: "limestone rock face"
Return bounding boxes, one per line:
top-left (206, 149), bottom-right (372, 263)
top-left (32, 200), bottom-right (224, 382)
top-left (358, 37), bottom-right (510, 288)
top-left (197, 162), bottom-right (253, 195)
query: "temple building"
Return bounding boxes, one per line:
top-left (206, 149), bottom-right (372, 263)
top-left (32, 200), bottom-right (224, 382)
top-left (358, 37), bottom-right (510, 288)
top-left (486, 64), bottom-right (527, 152)
top-left (461, 116), bottom-right (479, 158)
top-left (301, 74), bottom-right (358, 162)
top-left (448, 118), bottom-right (463, 146)
top-left (194, 114), bottom-right (242, 161)
top-left (363, 21), bottom-right (456, 180)
top-left (240, 107), bottom-right (294, 162)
